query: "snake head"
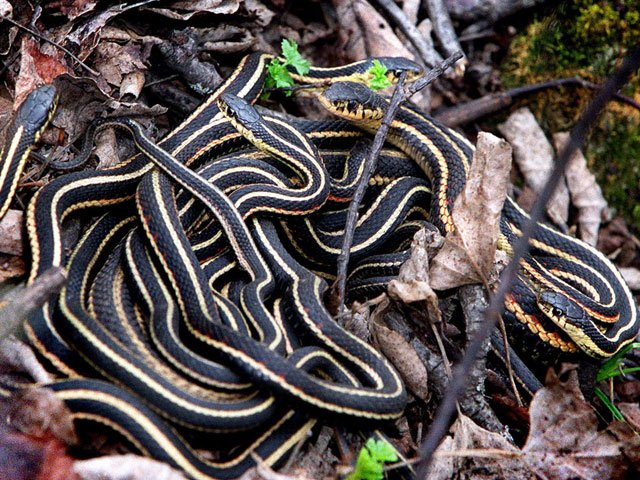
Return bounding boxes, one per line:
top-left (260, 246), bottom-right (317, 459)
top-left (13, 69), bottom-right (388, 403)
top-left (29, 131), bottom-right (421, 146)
top-left (318, 82), bottom-right (386, 125)
top-left (217, 93), bottom-right (262, 131)
top-left (537, 290), bottom-right (610, 358)
top-left (537, 291), bottom-right (587, 327)
top-left (14, 85), bottom-right (58, 138)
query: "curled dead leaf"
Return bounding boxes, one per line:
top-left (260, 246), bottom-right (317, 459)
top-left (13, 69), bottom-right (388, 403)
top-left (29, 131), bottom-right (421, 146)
top-left (372, 322), bottom-right (429, 401)
top-left (498, 108), bottom-right (570, 226)
top-left (73, 454), bottom-right (187, 480)
top-left (332, 0), bottom-right (413, 61)
top-left (429, 132), bottom-right (511, 290)
top-left (15, 37), bottom-right (70, 106)
top-left (145, 0), bottom-right (241, 20)
top-left (0, 209), bottom-right (23, 256)
top-left (388, 228), bottom-right (442, 324)
top-left (7, 388), bottom-right (77, 446)
top-left (429, 414), bottom-right (529, 480)
top-left (553, 132), bottom-right (608, 246)
top-left (523, 370), bottom-right (640, 480)
top-left (92, 41), bottom-right (148, 88)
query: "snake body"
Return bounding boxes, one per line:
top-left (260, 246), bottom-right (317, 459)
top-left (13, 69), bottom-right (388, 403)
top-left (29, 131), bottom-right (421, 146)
top-left (0, 53), bottom-right (637, 480)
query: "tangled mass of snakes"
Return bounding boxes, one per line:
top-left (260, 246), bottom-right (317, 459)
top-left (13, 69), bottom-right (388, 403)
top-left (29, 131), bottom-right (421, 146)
top-left (0, 52), bottom-right (638, 479)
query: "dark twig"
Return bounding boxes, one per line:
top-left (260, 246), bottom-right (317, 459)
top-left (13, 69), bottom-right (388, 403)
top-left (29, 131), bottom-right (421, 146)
top-left (335, 51), bottom-right (463, 310)
top-left (507, 76), bottom-right (640, 111)
top-left (424, 0), bottom-right (465, 60)
top-left (334, 71), bottom-right (408, 308)
top-left (415, 46), bottom-right (640, 477)
top-left (0, 267), bottom-right (67, 338)
top-left (0, 15), bottom-right (99, 77)
top-left (405, 52), bottom-right (464, 97)
top-left (435, 76), bottom-right (640, 127)
top-left (372, 0), bottom-right (443, 68)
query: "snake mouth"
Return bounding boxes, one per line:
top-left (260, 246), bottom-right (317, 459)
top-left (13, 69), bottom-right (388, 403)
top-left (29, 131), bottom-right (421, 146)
top-left (318, 82), bottom-right (385, 125)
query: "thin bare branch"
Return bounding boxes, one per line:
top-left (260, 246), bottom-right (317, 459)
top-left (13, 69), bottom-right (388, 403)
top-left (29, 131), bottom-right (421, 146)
top-left (371, 0), bottom-right (443, 68)
top-left (424, 0), bottom-right (465, 61)
top-left (0, 14), bottom-right (99, 76)
top-left (335, 51), bottom-right (462, 309)
top-left (335, 71), bottom-right (408, 307)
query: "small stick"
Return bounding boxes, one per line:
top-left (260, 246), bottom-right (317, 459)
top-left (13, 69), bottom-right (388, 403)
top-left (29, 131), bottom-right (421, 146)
top-left (424, 0), bottom-right (465, 60)
top-left (0, 267), bottom-right (67, 338)
top-left (372, 0), bottom-right (443, 68)
top-left (334, 51), bottom-right (463, 309)
top-left (435, 76), bottom-right (640, 127)
top-left (0, 14), bottom-right (99, 77)
top-left (334, 71), bottom-right (408, 308)
top-left (507, 76), bottom-right (640, 111)
top-left (415, 46), bottom-right (640, 478)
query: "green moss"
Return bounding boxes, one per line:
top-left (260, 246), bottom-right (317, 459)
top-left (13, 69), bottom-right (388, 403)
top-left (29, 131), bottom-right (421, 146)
top-left (503, 1), bottom-right (640, 84)
top-left (500, 0), bottom-right (640, 229)
top-left (588, 116), bottom-right (640, 224)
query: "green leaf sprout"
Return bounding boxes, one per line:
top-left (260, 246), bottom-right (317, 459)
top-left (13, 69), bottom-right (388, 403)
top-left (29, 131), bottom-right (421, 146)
top-left (264, 39), bottom-right (311, 97)
top-left (346, 438), bottom-right (399, 480)
top-left (367, 59), bottom-right (392, 91)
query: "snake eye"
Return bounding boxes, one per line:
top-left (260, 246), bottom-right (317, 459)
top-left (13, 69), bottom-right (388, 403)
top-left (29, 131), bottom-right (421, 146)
top-left (552, 307), bottom-right (563, 317)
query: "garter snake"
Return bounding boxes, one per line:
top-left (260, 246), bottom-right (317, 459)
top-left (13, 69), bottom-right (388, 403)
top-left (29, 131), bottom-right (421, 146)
top-left (2, 51), bottom-right (637, 480)
top-left (318, 80), bottom-right (639, 360)
top-left (1, 54), bottom-right (421, 478)
top-left (0, 85), bottom-right (57, 221)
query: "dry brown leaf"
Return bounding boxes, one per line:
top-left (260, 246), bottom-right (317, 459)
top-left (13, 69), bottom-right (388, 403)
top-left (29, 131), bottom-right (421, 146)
top-left (498, 108), bottom-right (570, 226)
top-left (119, 71), bottom-right (146, 100)
top-left (67, 7), bottom-right (141, 60)
top-left (0, 422), bottom-right (79, 480)
top-left (242, 0), bottom-right (275, 26)
top-left (14, 37), bottom-right (70, 107)
top-left (74, 454), bottom-right (187, 480)
top-left (388, 228), bottom-right (442, 321)
top-left (146, 0), bottom-right (240, 19)
top-left (0, 208), bottom-right (23, 255)
top-left (619, 267), bottom-right (640, 290)
top-left (618, 403), bottom-right (640, 433)
top-left (0, 0), bottom-right (12, 16)
top-left (372, 322), bottom-right (429, 401)
top-left (0, 253), bottom-right (25, 281)
top-left (92, 41), bottom-right (148, 88)
top-left (7, 388), bottom-right (77, 445)
top-left (51, 0), bottom-right (98, 19)
top-left (553, 132), bottom-right (608, 246)
top-left (402, 0), bottom-right (420, 24)
top-left (332, 0), bottom-right (413, 61)
top-left (523, 370), bottom-right (640, 479)
top-left (429, 132), bottom-right (511, 290)
top-left (429, 414), bottom-right (530, 480)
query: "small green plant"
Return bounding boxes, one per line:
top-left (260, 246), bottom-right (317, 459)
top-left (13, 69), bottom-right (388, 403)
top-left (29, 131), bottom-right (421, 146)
top-left (264, 39), bottom-right (310, 96)
top-left (595, 342), bottom-right (640, 422)
top-left (346, 437), bottom-right (398, 480)
top-left (367, 59), bottom-right (392, 91)
top-left (594, 387), bottom-right (625, 421)
top-left (596, 342), bottom-right (640, 382)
